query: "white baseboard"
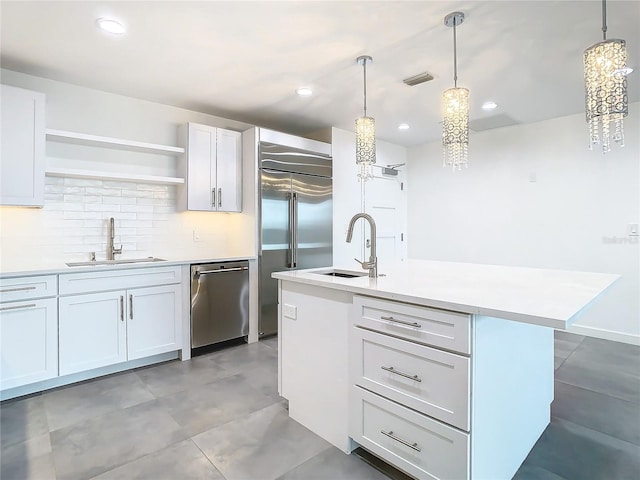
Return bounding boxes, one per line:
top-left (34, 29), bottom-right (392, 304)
top-left (567, 324), bottom-right (640, 346)
top-left (1, 351), bottom-right (179, 401)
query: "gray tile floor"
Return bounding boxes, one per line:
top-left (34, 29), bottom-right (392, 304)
top-left (1, 332), bottom-right (639, 480)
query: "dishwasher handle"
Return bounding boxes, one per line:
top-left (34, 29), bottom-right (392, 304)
top-left (193, 266), bottom-right (249, 276)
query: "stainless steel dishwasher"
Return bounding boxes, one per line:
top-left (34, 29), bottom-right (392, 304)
top-left (190, 261), bottom-right (249, 351)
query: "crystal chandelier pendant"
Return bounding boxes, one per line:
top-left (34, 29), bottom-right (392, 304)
top-left (355, 55), bottom-right (376, 182)
top-left (442, 12), bottom-right (469, 172)
top-left (584, 39), bottom-right (628, 153)
top-left (442, 87), bottom-right (469, 171)
top-left (356, 115), bottom-right (376, 181)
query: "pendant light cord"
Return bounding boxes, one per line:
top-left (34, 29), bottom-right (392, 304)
top-left (363, 61), bottom-right (368, 117)
top-left (453, 18), bottom-right (458, 88)
top-left (602, 0), bottom-right (607, 41)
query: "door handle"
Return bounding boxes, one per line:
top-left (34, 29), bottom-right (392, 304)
top-left (287, 192), bottom-right (294, 268)
top-left (129, 294), bottom-right (133, 320)
top-left (381, 365), bottom-right (422, 382)
top-left (381, 315), bottom-right (422, 328)
top-left (195, 267), bottom-right (249, 275)
top-left (120, 295), bottom-right (124, 322)
top-left (218, 188), bottom-right (222, 208)
top-left (0, 286), bottom-right (36, 294)
top-left (211, 188), bottom-right (216, 207)
top-left (380, 430), bottom-right (421, 452)
top-left (0, 303), bottom-right (36, 311)
top-left (292, 192), bottom-right (298, 268)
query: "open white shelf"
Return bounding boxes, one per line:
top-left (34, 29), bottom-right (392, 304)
top-left (45, 129), bottom-right (185, 155)
top-left (45, 167), bottom-right (185, 185)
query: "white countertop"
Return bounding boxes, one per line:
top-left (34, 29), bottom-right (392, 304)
top-left (272, 260), bottom-right (620, 329)
top-left (0, 255), bottom-right (257, 278)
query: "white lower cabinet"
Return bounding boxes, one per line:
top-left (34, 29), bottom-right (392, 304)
top-left (351, 386), bottom-right (469, 480)
top-left (58, 267), bottom-right (182, 376)
top-left (0, 297), bottom-right (58, 390)
top-left (59, 290), bottom-right (127, 375)
top-left (126, 284), bottom-right (181, 360)
top-left (350, 295), bottom-right (472, 480)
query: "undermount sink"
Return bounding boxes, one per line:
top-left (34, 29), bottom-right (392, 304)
top-left (66, 257), bottom-right (167, 267)
top-left (315, 269), bottom-right (368, 279)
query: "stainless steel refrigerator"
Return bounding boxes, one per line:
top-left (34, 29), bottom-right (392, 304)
top-left (259, 139), bottom-right (332, 337)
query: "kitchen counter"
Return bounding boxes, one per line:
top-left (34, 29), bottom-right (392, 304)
top-left (272, 259), bottom-right (619, 329)
top-left (273, 260), bottom-right (619, 479)
top-left (0, 255), bottom-right (257, 278)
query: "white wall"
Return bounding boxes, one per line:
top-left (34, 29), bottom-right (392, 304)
top-left (407, 105), bottom-right (640, 344)
top-left (331, 127), bottom-right (407, 267)
top-left (0, 69), bottom-right (256, 270)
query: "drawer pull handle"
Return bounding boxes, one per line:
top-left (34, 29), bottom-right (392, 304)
top-left (381, 366), bottom-right (422, 382)
top-left (0, 286), bottom-right (37, 293)
top-left (381, 315), bottom-right (421, 328)
top-left (0, 303), bottom-right (36, 311)
top-left (381, 430), bottom-right (421, 452)
top-left (120, 296), bottom-right (124, 322)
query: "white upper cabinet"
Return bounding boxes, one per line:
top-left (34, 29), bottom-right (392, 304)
top-left (0, 84), bottom-right (45, 207)
top-left (178, 123), bottom-right (242, 212)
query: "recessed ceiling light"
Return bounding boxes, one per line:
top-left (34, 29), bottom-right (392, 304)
top-left (96, 18), bottom-right (126, 35)
top-left (296, 87), bottom-right (313, 97)
top-left (398, 123), bottom-right (410, 130)
top-left (481, 101), bottom-right (498, 111)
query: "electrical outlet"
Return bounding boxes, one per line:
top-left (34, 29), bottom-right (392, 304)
top-left (283, 304), bottom-right (297, 320)
top-left (193, 230), bottom-right (202, 242)
top-left (628, 223), bottom-right (639, 236)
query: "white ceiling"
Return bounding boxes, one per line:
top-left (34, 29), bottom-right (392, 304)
top-left (1, 1), bottom-right (638, 147)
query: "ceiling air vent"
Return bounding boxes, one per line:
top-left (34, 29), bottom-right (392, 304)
top-left (403, 72), bottom-right (434, 86)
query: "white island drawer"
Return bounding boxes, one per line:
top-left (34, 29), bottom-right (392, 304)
top-left (0, 275), bottom-right (57, 303)
top-left (354, 295), bottom-right (471, 354)
top-left (352, 326), bottom-right (470, 431)
top-left (350, 386), bottom-right (469, 480)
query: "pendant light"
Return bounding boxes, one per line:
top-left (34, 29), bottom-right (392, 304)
top-left (442, 12), bottom-right (469, 171)
top-left (355, 55), bottom-right (375, 182)
top-left (584, 0), bottom-right (628, 153)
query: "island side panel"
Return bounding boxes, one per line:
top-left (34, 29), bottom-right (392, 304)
top-left (471, 315), bottom-right (554, 480)
top-left (278, 279), bottom-right (353, 453)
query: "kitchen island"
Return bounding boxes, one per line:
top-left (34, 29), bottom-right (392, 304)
top-left (273, 260), bottom-right (619, 480)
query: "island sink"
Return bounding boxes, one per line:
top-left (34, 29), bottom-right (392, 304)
top-left (315, 269), bottom-right (368, 279)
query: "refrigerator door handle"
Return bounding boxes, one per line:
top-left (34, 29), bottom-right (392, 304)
top-left (287, 192), bottom-right (294, 268)
top-left (292, 192), bottom-right (298, 268)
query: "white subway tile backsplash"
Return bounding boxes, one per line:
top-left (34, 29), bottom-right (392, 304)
top-left (45, 202), bottom-right (82, 212)
top-left (85, 204), bottom-right (120, 213)
top-left (123, 189), bottom-right (154, 198)
top-left (137, 197), bottom-right (166, 206)
top-left (44, 193), bottom-right (64, 202)
top-left (103, 181), bottom-right (134, 189)
top-left (83, 219), bottom-right (106, 228)
top-left (153, 206), bottom-right (176, 214)
top-left (45, 184), bottom-right (65, 194)
top-left (103, 196), bottom-right (137, 206)
top-left (122, 220), bottom-right (151, 228)
top-left (137, 184), bottom-right (168, 192)
top-left (107, 212), bottom-right (136, 221)
top-left (0, 177), bottom-right (245, 263)
top-left (64, 178), bottom-right (103, 187)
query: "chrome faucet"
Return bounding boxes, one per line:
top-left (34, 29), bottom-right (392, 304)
top-left (107, 217), bottom-right (122, 260)
top-left (346, 213), bottom-right (377, 278)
